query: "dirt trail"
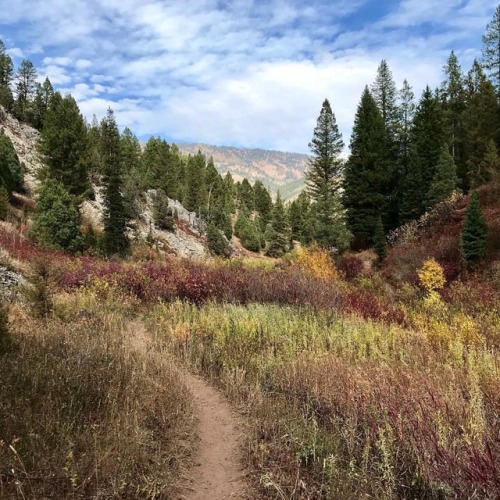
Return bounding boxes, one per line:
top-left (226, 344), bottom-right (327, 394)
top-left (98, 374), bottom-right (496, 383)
top-left (181, 371), bottom-right (247, 500)
top-left (126, 320), bottom-right (247, 500)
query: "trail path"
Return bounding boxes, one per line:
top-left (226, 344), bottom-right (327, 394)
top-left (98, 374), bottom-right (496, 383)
top-left (127, 320), bottom-right (248, 500)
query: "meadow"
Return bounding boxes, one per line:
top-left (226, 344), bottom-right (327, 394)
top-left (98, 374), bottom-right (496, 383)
top-left (0, 222), bottom-right (499, 498)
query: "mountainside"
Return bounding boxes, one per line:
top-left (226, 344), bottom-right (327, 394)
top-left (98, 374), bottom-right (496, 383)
top-left (178, 143), bottom-right (309, 199)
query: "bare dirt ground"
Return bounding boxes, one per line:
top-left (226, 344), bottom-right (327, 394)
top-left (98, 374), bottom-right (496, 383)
top-left (181, 371), bottom-right (248, 500)
top-left (127, 320), bottom-right (248, 500)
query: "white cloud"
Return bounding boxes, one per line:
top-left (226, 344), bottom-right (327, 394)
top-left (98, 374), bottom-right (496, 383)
top-left (0, 0), bottom-right (496, 152)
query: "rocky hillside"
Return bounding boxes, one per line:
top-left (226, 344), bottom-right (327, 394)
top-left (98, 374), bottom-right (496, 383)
top-left (0, 108), bottom-right (210, 260)
top-left (178, 143), bottom-right (308, 199)
top-left (0, 106), bottom-right (42, 194)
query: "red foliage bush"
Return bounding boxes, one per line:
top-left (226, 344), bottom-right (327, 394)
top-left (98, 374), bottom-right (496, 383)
top-left (337, 255), bottom-right (364, 281)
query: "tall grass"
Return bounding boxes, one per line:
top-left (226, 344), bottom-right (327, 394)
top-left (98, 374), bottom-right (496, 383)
top-left (147, 301), bottom-right (500, 499)
top-left (0, 288), bottom-right (194, 499)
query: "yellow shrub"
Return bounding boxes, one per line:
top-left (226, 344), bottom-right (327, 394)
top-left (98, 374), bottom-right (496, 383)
top-left (293, 247), bottom-right (337, 281)
top-left (417, 258), bottom-right (446, 294)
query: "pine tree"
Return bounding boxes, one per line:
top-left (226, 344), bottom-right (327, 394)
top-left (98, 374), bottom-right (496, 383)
top-left (153, 188), bottom-right (174, 231)
top-left (234, 205), bottom-right (261, 252)
top-left (477, 139), bottom-right (500, 184)
top-left (0, 130), bottom-right (23, 193)
top-left (101, 109), bottom-right (128, 256)
top-left (441, 51), bottom-right (466, 181)
top-left (464, 79), bottom-right (500, 189)
top-left (31, 78), bottom-right (54, 129)
top-left (238, 178), bottom-right (254, 212)
top-left (400, 87), bottom-right (445, 222)
top-left (482, 5), bottom-right (500, 95)
top-left (288, 191), bottom-right (311, 244)
top-left (207, 223), bottom-right (229, 257)
top-left (428, 146), bottom-right (458, 206)
top-left (38, 93), bottom-right (89, 196)
top-left (344, 87), bottom-right (390, 247)
top-left (371, 60), bottom-right (398, 133)
top-left (265, 192), bottom-right (290, 257)
top-left (0, 40), bottom-right (14, 110)
top-left (461, 191), bottom-right (488, 268)
top-left (306, 98), bottom-right (351, 250)
top-left (373, 215), bottom-right (387, 262)
top-left (0, 185), bottom-right (9, 220)
top-left (30, 179), bottom-right (84, 253)
top-left (253, 180), bottom-right (273, 232)
top-left (184, 151), bottom-right (206, 213)
top-left (14, 59), bottom-right (37, 122)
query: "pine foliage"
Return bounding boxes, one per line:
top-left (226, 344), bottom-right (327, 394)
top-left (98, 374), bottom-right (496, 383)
top-left (461, 191), bottom-right (488, 268)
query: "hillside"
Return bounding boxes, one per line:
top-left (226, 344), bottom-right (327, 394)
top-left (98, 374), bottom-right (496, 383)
top-left (178, 142), bottom-right (308, 199)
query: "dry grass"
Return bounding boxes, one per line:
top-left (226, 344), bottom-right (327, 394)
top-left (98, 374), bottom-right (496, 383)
top-left (146, 301), bottom-right (500, 499)
top-left (0, 287), bottom-right (195, 499)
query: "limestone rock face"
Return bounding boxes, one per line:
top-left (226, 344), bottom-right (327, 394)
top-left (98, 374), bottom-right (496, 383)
top-left (0, 106), bottom-right (42, 194)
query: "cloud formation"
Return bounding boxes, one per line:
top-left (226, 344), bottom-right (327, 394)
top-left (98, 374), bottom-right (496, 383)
top-left (0, 0), bottom-right (495, 152)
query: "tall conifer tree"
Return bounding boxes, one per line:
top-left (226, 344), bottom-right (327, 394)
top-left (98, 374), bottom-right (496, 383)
top-left (101, 108), bottom-right (128, 255)
top-left (344, 87), bottom-right (389, 246)
top-left (306, 98), bottom-right (350, 250)
top-left (482, 5), bottom-right (500, 95)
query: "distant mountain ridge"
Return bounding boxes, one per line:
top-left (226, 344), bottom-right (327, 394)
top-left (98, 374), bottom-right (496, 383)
top-left (178, 143), bottom-right (309, 200)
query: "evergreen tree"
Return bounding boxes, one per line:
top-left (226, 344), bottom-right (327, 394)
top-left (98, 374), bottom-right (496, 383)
top-left (0, 40), bottom-right (14, 110)
top-left (0, 131), bottom-right (23, 193)
top-left (344, 87), bottom-right (390, 247)
top-left (265, 192), bottom-right (290, 257)
top-left (400, 87), bottom-right (445, 222)
top-left (238, 178), bottom-right (254, 212)
top-left (464, 79), bottom-right (500, 188)
top-left (477, 139), bottom-right (500, 184)
top-left (120, 127), bottom-right (142, 173)
top-left (288, 191), bottom-right (311, 244)
top-left (14, 59), bottom-right (37, 122)
top-left (184, 151), bottom-right (206, 213)
top-left (153, 188), bottom-right (174, 231)
top-left (461, 191), bottom-right (488, 268)
top-left (306, 98), bottom-right (351, 250)
top-left (393, 79), bottom-right (416, 226)
top-left (441, 51), bottom-right (466, 180)
top-left (223, 172), bottom-right (236, 214)
top-left (428, 146), bottom-right (458, 206)
top-left (38, 93), bottom-right (89, 196)
top-left (465, 60), bottom-right (487, 97)
top-left (0, 185), bottom-right (9, 220)
top-left (482, 5), bottom-right (500, 95)
top-left (101, 108), bottom-right (128, 255)
top-left (31, 78), bottom-right (54, 129)
top-left (373, 215), bottom-right (387, 262)
top-left (207, 223), bottom-right (229, 257)
top-left (253, 180), bottom-right (273, 232)
top-left (30, 179), bottom-right (84, 253)
top-left (234, 205), bottom-right (261, 252)
top-left (371, 60), bottom-right (398, 133)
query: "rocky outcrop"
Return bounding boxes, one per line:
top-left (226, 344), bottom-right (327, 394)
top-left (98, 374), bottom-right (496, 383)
top-left (0, 106), bottom-right (42, 194)
top-left (0, 265), bottom-right (25, 299)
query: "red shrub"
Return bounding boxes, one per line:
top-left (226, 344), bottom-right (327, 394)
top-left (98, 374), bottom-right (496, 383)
top-left (338, 255), bottom-right (364, 281)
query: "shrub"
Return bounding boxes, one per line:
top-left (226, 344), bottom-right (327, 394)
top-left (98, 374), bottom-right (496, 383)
top-left (292, 247), bottom-right (337, 281)
top-left (0, 185), bottom-right (9, 220)
top-left (23, 257), bottom-right (56, 317)
top-left (338, 255), bottom-right (364, 281)
top-left (153, 188), bottom-right (174, 231)
top-left (417, 258), bottom-right (446, 295)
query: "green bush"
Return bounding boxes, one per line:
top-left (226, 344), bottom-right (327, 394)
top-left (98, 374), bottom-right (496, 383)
top-left (30, 179), bottom-right (84, 253)
top-left (207, 223), bottom-right (229, 257)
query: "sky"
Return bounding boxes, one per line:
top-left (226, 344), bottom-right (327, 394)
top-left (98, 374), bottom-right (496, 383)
top-left (0, 0), bottom-right (496, 153)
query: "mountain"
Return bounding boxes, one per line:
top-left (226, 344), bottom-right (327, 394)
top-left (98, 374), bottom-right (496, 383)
top-left (178, 143), bottom-right (309, 200)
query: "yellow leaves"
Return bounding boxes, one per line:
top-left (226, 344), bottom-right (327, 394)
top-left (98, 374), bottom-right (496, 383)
top-left (417, 258), bottom-right (446, 294)
top-left (293, 247), bottom-right (337, 281)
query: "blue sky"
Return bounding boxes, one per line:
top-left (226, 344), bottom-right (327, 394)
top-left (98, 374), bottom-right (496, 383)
top-left (0, 0), bottom-right (496, 153)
